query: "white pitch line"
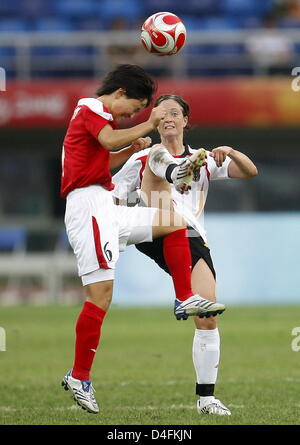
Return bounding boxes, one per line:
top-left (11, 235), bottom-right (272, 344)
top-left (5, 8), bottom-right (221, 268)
top-left (0, 406), bottom-right (17, 412)
top-left (119, 380), bottom-right (181, 386)
top-left (0, 403), bottom-right (245, 412)
top-left (116, 405), bottom-right (195, 410)
top-left (284, 377), bottom-right (300, 382)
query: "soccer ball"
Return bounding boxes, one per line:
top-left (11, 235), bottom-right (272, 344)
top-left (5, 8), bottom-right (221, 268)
top-left (141, 12), bottom-right (186, 56)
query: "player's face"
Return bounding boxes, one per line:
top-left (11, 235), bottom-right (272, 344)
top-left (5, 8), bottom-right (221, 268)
top-left (110, 90), bottom-right (148, 121)
top-left (157, 99), bottom-right (188, 139)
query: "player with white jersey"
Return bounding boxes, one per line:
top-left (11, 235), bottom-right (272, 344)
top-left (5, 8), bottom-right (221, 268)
top-left (112, 94), bottom-right (258, 416)
top-left (60, 67), bottom-right (226, 414)
top-left (113, 144), bottom-right (230, 243)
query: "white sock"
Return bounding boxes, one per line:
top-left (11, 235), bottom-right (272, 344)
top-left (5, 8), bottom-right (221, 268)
top-left (199, 396), bottom-right (215, 408)
top-left (148, 145), bottom-right (178, 181)
top-left (192, 328), bottom-right (220, 390)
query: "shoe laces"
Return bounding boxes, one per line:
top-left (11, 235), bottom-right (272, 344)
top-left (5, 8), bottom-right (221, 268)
top-left (205, 400), bottom-right (228, 414)
top-left (81, 380), bottom-right (96, 395)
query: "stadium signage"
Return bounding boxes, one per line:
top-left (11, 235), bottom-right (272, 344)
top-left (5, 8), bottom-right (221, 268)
top-left (1, 78), bottom-right (299, 127)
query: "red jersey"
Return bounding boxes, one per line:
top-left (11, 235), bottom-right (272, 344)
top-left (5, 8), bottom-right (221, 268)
top-left (60, 98), bottom-right (116, 198)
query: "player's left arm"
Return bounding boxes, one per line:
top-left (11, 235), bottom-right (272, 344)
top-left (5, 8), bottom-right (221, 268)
top-left (209, 146), bottom-right (258, 178)
top-left (109, 137), bottom-right (151, 170)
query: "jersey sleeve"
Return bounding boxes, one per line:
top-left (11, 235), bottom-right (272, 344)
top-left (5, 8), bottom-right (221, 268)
top-left (82, 106), bottom-right (113, 140)
top-left (206, 151), bottom-right (231, 180)
top-left (112, 153), bottom-right (144, 200)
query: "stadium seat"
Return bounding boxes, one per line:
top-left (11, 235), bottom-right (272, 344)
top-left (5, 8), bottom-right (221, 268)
top-left (55, 0), bottom-right (96, 18)
top-left (175, 0), bottom-right (222, 16)
top-left (0, 227), bottom-right (27, 304)
top-left (279, 17), bottom-right (300, 29)
top-left (0, 227), bottom-right (27, 253)
top-left (0, 0), bottom-right (21, 15)
top-left (200, 16), bottom-right (242, 30)
top-left (0, 18), bottom-right (28, 32)
top-left (53, 228), bottom-right (80, 304)
top-left (239, 16), bottom-right (264, 29)
top-left (143, 0), bottom-right (179, 16)
top-left (55, 228), bottom-right (71, 253)
top-left (294, 43), bottom-right (300, 54)
top-left (34, 17), bottom-right (76, 32)
top-left (75, 17), bottom-right (105, 31)
top-left (22, 0), bottom-right (57, 18)
top-left (98, 0), bottom-right (143, 21)
top-left (179, 16), bottom-right (202, 30)
top-left (0, 47), bottom-right (15, 56)
top-left (221, 0), bottom-right (274, 17)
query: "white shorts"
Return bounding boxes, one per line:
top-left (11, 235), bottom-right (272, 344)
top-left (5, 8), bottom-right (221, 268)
top-left (65, 185), bottom-right (157, 285)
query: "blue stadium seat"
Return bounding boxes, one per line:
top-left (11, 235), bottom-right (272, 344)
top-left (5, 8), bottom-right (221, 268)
top-left (179, 16), bottom-right (203, 30)
top-left (0, 227), bottom-right (28, 303)
top-left (0, 0), bottom-right (21, 15)
top-left (0, 18), bottom-right (28, 32)
top-left (55, 228), bottom-right (71, 252)
top-left (200, 16), bottom-right (242, 30)
top-left (176, 0), bottom-right (222, 16)
top-left (22, 0), bottom-right (57, 18)
top-left (55, 0), bottom-right (96, 18)
top-left (221, 0), bottom-right (274, 17)
top-left (0, 47), bottom-right (15, 56)
top-left (75, 17), bottom-right (105, 31)
top-left (0, 227), bottom-right (27, 252)
top-left (239, 16), bottom-right (264, 29)
top-left (278, 17), bottom-right (300, 29)
top-left (31, 46), bottom-right (95, 58)
top-left (143, 0), bottom-right (176, 16)
top-left (34, 17), bottom-right (76, 32)
top-left (98, 0), bottom-right (143, 21)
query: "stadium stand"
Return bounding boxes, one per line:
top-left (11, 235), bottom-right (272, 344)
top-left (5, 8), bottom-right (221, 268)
top-left (0, 227), bottom-right (27, 253)
top-left (0, 0), bottom-right (299, 78)
top-left (0, 227), bottom-right (27, 303)
top-left (0, 226), bottom-right (77, 305)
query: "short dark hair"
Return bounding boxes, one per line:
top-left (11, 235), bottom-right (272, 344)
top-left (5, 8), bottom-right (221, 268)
top-left (154, 94), bottom-right (190, 118)
top-left (96, 64), bottom-right (156, 107)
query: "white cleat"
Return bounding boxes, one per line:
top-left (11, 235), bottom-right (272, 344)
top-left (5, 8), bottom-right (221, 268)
top-left (173, 148), bottom-right (206, 194)
top-left (174, 294), bottom-right (226, 320)
top-left (61, 370), bottom-right (99, 414)
top-left (197, 398), bottom-right (231, 416)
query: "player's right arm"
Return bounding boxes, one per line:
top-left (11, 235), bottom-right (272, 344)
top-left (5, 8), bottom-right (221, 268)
top-left (98, 107), bottom-right (166, 151)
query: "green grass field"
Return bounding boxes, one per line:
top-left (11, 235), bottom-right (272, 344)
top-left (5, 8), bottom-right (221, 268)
top-left (0, 304), bottom-right (299, 425)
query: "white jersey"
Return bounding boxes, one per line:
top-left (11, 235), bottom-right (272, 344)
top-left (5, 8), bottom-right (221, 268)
top-left (112, 145), bottom-right (231, 242)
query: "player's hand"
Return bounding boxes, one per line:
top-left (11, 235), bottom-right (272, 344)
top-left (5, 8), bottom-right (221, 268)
top-left (148, 106), bottom-right (167, 128)
top-left (209, 146), bottom-right (234, 167)
top-left (129, 137), bottom-right (152, 153)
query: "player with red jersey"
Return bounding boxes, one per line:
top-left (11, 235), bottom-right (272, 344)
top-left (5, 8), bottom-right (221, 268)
top-left (60, 65), bottom-right (226, 413)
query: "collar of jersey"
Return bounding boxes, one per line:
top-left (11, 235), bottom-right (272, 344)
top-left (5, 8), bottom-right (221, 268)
top-left (78, 98), bottom-right (114, 121)
top-left (173, 144), bottom-right (191, 158)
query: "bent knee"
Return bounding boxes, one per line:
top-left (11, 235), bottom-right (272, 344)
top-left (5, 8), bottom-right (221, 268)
top-left (193, 315), bottom-right (217, 330)
top-left (84, 280), bottom-right (113, 311)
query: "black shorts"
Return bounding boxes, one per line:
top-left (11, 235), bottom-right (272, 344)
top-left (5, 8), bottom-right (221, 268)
top-left (135, 227), bottom-right (216, 280)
